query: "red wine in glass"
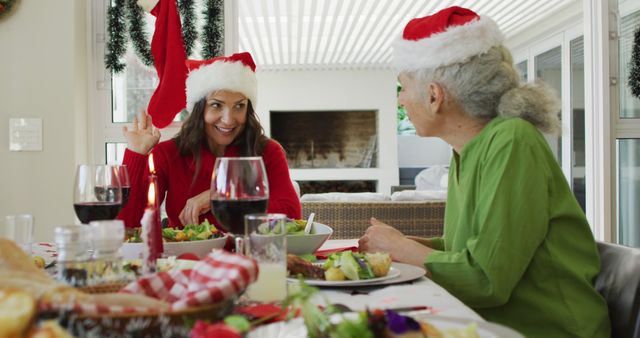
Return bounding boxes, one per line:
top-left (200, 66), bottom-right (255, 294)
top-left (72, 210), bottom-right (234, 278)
top-left (210, 199), bottom-right (268, 234)
top-left (73, 202), bottom-right (121, 224)
top-left (210, 157), bottom-right (269, 239)
top-left (116, 165), bottom-right (131, 206)
top-left (74, 164), bottom-right (122, 224)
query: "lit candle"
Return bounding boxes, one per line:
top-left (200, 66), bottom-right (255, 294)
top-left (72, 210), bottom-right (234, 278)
top-left (141, 154), bottom-right (163, 273)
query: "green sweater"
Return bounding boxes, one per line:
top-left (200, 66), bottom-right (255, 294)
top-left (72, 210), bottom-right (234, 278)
top-left (424, 117), bottom-right (610, 338)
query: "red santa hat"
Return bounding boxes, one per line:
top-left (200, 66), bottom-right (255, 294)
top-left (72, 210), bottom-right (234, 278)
top-left (185, 52), bottom-right (258, 113)
top-left (393, 6), bottom-right (504, 71)
top-left (139, 1), bottom-right (257, 127)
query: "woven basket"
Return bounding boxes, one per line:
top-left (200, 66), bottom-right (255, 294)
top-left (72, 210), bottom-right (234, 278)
top-left (301, 200), bottom-right (446, 239)
top-left (59, 281), bottom-right (235, 337)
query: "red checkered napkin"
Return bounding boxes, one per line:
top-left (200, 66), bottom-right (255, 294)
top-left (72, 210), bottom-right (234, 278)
top-left (121, 249), bottom-right (258, 312)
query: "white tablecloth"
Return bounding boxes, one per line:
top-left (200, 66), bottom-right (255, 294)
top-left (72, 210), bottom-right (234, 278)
top-left (313, 239), bottom-right (483, 321)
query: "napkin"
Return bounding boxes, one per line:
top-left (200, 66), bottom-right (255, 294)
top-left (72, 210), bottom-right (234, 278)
top-left (121, 249), bottom-right (258, 311)
top-left (314, 246), bottom-right (358, 260)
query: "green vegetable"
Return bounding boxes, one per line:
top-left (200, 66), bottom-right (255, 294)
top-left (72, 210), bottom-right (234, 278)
top-left (331, 312), bottom-right (374, 338)
top-left (256, 218), bottom-right (309, 235)
top-left (299, 253), bottom-right (318, 263)
top-left (223, 315), bottom-right (251, 333)
top-left (338, 251), bottom-right (360, 281)
top-left (162, 228), bottom-right (177, 240)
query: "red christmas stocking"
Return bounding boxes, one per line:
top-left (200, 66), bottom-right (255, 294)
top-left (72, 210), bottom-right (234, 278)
top-left (145, 0), bottom-right (187, 128)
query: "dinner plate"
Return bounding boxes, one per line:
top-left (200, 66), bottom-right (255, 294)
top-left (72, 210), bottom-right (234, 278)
top-left (248, 312), bottom-right (525, 338)
top-left (287, 262), bottom-right (425, 287)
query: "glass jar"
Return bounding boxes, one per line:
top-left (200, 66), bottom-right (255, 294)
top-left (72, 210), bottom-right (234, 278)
top-left (54, 225), bottom-right (91, 287)
top-left (89, 220), bottom-right (125, 284)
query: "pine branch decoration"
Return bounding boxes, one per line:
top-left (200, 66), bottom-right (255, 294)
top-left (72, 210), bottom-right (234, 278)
top-left (105, 0), bottom-right (127, 73)
top-left (126, 0), bottom-right (154, 67)
top-left (630, 26), bottom-right (640, 99)
top-left (201, 0), bottom-right (224, 59)
top-left (178, 0), bottom-right (198, 57)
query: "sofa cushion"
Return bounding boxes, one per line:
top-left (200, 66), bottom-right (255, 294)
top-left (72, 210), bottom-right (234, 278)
top-left (391, 190), bottom-right (447, 201)
top-left (300, 192), bottom-right (391, 202)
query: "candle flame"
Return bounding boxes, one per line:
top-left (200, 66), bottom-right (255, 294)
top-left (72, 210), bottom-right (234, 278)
top-left (148, 181), bottom-right (156, 207)
top-left (148, 154), bottom-right (155, 174)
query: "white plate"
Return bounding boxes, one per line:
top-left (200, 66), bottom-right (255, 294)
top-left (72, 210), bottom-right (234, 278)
top-left (121, 235), bottom-right (228, 259)
top-left (248, 312), bottom-right (525, 338)
top-left (287, 262), bottom-right (425, 287)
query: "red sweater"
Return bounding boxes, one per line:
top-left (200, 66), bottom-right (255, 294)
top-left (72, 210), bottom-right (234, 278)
top-left (118, 139), bottom-right (301, 229)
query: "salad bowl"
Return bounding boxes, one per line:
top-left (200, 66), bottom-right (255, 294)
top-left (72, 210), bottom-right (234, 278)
top-left (286, 221), bottom-right (333, 255)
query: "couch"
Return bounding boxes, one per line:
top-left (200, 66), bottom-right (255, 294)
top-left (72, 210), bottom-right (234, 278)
top-left (300, 200), bottom-right (446, 239)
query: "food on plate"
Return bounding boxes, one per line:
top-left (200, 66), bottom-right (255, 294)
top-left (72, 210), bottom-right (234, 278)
top-left (285, 281), bottom-right (481, 338)
top-left (287, 254), bottom-right (324, 280)
top-left (126, 219), bottom-right (224, 243)
top-left (287, 251), bottom-right (392, 281)
top-left (257, 218), bottom-right (311, 235)
top-left (0, 288), bottom-right (36, 338)
top-left (365, 252), bottom-right (392, 277)
top-left (26, 320), bottom-right (76, 338)
top-left (33, 256), bottom-right (46, 269)
top-left (122, 256), bottom-right (197, 278)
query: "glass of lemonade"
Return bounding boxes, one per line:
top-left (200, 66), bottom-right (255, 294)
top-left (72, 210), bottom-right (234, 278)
top-left (244, 213), bottom-right (288, 303)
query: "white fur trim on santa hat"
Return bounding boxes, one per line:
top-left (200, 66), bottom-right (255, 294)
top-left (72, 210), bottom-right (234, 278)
top-left (393, 16), bottom-right (504, 71)
top-left (185, 61), bottom-right (258, 112)
top-left (137, 0), bottom-right (159, 12)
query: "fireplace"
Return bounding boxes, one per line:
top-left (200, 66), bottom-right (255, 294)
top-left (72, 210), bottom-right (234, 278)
top-left (270, 110), bottom-right (378, 169)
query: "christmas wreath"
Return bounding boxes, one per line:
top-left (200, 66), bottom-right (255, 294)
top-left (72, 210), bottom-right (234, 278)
top-left (630, 26), bottom-right (640, 99)
top-left (0, 0), bottom-right (18, 19)
top-left (105, 0), bottom-right (224, 73)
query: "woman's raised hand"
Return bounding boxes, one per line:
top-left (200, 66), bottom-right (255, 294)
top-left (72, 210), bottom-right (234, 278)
top-left (122, 112), bottom-right (161, 155)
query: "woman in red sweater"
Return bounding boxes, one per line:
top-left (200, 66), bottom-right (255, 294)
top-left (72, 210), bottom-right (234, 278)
top-left (117, 52), bottom-right (301, 229)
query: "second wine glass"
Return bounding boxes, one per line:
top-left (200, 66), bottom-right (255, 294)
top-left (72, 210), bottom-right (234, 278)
top-left (73, 164), bottom-right (122, 224)
top-left (210, 157), bottom-right (269, 252)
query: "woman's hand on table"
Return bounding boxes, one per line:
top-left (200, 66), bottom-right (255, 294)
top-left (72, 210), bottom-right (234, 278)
top-left (179, 190), bottom-right (212, 225)
top-left (358, 217), bottom-right (432, 268)
top-left (122, 111), bottom-right (161, 155)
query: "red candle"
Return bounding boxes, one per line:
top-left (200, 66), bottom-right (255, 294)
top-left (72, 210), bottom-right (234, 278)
top-left (141, 154), bottom-right (164, 273)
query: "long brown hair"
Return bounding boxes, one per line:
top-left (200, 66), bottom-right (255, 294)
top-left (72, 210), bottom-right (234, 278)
top-left (173, 97), bottom-right (269, 183)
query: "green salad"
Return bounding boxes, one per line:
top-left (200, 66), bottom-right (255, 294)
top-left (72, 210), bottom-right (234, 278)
top-left (256, 218), bottom-right (310, 235)
top-left (125, 219), bottom-right (223, 243)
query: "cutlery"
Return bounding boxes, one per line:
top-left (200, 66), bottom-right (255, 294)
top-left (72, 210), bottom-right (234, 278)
top-left (304, 212), bottom-right (315, 235)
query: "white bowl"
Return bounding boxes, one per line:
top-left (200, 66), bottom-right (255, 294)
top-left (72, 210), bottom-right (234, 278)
top-left (286, 222), bottom-right (333, 255)
top-left (121, 235), bottom-right (228, 259)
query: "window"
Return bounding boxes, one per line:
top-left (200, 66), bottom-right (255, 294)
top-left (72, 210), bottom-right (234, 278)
top-left (516, 60), bottom-right (528, 82)
top-left (535, 46), bottom-right (563, 163)
top-left (512, 24), bottom-right (585, 215)
top-left (616, 7), bottom-right (640, 247)
top-left (92, 0), bottom-right (225, 165)
top-left (570, 36), bottom-right (586, 212)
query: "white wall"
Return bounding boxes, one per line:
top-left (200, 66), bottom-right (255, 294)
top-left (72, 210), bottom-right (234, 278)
top-left (0, 1), bottom-right (88, 242)
top-left (397, 135), bottom-right (451, 167)
top-left (256, 69), bottom-right (399, 193)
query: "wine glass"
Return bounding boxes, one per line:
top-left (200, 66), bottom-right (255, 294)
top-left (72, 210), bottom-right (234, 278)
top-left (115, 165), bottom-right (131, 207)
top-left (73, 164), bottom-right (122, 224)
top-left (210, 157), bottom-right (269, 252)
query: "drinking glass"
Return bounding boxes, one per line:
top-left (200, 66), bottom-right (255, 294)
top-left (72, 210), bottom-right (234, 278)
top-left (4, 214), bottom-right (34, 253)
top-left (244, 213), bottom-right (287, 303)
top-left (210, 157), bottom-right (269, 252)
top-left (73, 164), bottom-right (122, 224)
top-left (115, 165), bottom-right (131, 207)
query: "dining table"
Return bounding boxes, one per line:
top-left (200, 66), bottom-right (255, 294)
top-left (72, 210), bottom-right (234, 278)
top-left (310, 239), bottom-right (484, 321)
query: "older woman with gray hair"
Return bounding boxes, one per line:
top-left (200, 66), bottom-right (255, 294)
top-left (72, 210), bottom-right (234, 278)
top-left (358, 6), bottom-right (610, 338)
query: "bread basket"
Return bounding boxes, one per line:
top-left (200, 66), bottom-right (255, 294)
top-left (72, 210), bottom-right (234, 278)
top-left (53, 281), bottom-right (235, 337)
